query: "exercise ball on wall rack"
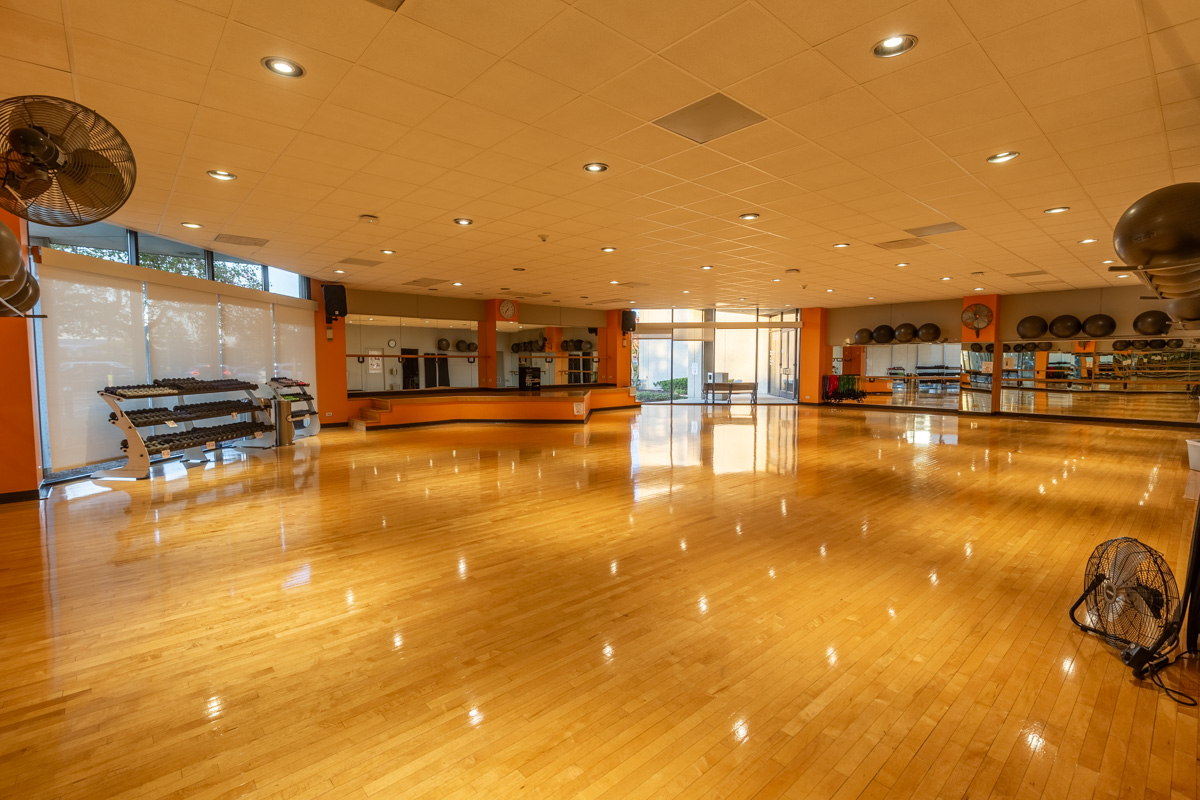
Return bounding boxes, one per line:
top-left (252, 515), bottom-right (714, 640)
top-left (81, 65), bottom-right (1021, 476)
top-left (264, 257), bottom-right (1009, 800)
top-left (894, 323), bottom-right (917, 343)
top-left (1167, 297), bottom-right (1200, 322)
top-left (1049, 315), bottom-right (1082, 338)
top-left (917, 323), bottom-right (940, 342)
top-left (1167, 339), bottom-right (1184, 349)
top-left (1149, 339), bottom-right (1168, 349)
top-left (1002, 343), bottom-right (1012, 352)
top-left (1111, 340), bottom-right (1132, 351)
top-left (1081, 314), bottom-right (1116, 337)
top-left (872, 324), bottom-right (895, 344)
top-left (511, 343), bottom-right (520, 353)
top-left (1017, 316), bottom-right (1048, 339)
top-left (437, 338), bottom-right (450, 351)
top-left (970, 342), bottom-right (983, 353)
top-left (1133, 339), bottom-right (1150, 350)
top-left (985, 343), bottom-right (994, 353)
top-left (1113, 182), bottom-right (1200, 270)
top-left (1013, 343), bottom-right (1025, 352)
top-left (1037, 341), bottom-right (1053, 351)
top-left (1133, 309), bottom-right (1172, 336)
top-left (467, 342), bottom-right (478, 352)
top-left (853, 328), bottom-right (873, 345)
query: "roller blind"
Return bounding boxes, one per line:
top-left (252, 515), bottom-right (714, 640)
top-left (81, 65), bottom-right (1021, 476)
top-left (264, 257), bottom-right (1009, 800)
top-left (146, 284), bottom-right (221, 380)
top-left (274, 304), bottom-right (317, 402)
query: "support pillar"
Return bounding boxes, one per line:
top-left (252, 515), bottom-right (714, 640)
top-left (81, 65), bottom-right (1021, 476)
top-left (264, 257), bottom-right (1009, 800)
top-left (0, 210), bottom-right (42, 502)
top-left (962, 294), bottom-right (1001, 414)
top-left (312, 280), bottom-right (348, 424)
top-left (799, 307), bottom-right (831, 403)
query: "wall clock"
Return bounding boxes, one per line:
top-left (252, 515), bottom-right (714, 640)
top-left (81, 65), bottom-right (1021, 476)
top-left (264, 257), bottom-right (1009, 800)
top-left (499, 299), bottom-right (517, 320)
top-left (387, 338), bottom-right (397, 348)
top-left (961, 304), bottom-right (993, 337)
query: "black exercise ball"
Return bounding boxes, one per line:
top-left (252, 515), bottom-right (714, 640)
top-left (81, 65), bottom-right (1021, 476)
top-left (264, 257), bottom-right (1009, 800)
top-left (1133, 309), bottom-right (1171, 336)
top-left (1167, 339), bottom-right (1184, 349)
top-left (853, 328), bottom-right (873, 345)
top-left (1113, 182), bottom-right (1200, 268)
top-left (1016, 316), bottom-right (1048, 339)
top-left (1111, 340), bottom-right (1131, 351)
top-left (581, 340), bottom-right (593, 351)
top-left (1167, 297), bottom-right (1200, 321)
top-left (894, 323), bottom-right (917, 343)
top-left (1149, 339), bottom-right (1167, 349)
top-left (985, 343), bottom-right (994, 353)
top-left (511, 343), bottom-right (520, 353)
top-left (1133, 339), bottom-right (1150, 350)
top-left (455, 339), bottom-right (468, 351)
top-left (872, 324), bottom-right (895, 344)
top-left (970, 343), bottom-right (983, 353)
top-left (1037, 341), bottom-right (1053, 351)
top-left (437, 338), bottom-right (450, 351)
top-left (917, 323), bottom-right (940, 342)
top-left (1013, 343), bottom-right (1025, 352)
top-left (1049, 314), bottom-right (1082, 338)
top-left (467, 342), bottom-right (478, 352)
top-left (1081, 314), bottom-right (1116, 338)
top-left (1002, 343), bottom-right (1011, 352)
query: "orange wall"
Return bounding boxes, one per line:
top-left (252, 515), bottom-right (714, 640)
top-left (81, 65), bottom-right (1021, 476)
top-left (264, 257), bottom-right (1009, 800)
top-left (312, 280), bottom-right (349, 425)
top-left (478, 299), bottom-right (504, 388)
top-left (799, 307), bottom-right (831, 403)
top-left (841, 345), bottom-right (863, 375)
top-left (599, 310), bottom-right (631, 387)
top-left (0, 210), bottom-right (42, 498)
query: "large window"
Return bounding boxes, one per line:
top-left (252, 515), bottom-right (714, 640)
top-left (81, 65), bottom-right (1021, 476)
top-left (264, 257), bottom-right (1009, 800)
top-left (215, 254), bottom-right (264, 290)
top-left (138, 234), bottom-right (206, 278)
top-left (28, 220), bottom-right (129, 263)
top-left (267, 266), bottom-right (304, 298)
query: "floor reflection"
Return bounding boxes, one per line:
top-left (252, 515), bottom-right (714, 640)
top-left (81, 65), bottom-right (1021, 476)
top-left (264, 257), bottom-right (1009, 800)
top-left (860, 385), bottom-right (1200, 422)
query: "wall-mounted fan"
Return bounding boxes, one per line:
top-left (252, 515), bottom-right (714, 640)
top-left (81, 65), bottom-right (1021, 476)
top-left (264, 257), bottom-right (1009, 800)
top-left (0, 95), bottom-right (136, 317)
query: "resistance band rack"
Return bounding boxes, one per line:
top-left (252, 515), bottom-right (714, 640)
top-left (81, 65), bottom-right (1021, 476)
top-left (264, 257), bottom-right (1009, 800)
top-left (267, 377), bottom-right (320, 440)
top-left (95, 378), bottom-right (274, 480)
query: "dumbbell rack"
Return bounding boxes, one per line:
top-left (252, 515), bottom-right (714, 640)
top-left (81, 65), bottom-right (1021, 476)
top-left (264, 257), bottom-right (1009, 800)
top-left (95, 378), bottom-right (274, 480)
top-left (267, 377), bottom-right (320, 440)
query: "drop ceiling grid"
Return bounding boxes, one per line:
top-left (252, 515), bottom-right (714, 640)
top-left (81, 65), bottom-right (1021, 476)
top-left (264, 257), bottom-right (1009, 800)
top-left (5, 0), bottom-right (1191, 306)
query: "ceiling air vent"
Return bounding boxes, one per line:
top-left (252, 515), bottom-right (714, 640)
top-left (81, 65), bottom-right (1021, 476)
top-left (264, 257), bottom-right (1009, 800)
top-left (402, 277), bottom-right (447, 287)
top-left (654, 94), bottom-right (765, 143)
top-left (339, 258), bottom-right (382, 266)
top-left (874, 238), bottom-right (927, 250)
top-left (214, 234), bottom-right (269, 247)
top-left (1007, 270), bottom-right (1049, 278)
top-left (904, 222), bottom-right (966, 237)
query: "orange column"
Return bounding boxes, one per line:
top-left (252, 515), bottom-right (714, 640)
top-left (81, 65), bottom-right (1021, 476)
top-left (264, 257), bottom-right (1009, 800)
top-left (799, 307), bottom-right (831, 403)
top-left (0, 210), bottom-right (42, 502)
top-left (600, 310), bottom-right (631, 387)
top-left (544, 327), bottom-right (563, 384)
top-left (841, 345), bottom-right (863, 375)
top-left (312, 280), bottom-right (349, 424)
top-left (479, 300), bottom-right (501, 388)
top-left (962, 294), bottom-right (1001, 412)
top-left (1034, 350), bottom-right (1048, 388)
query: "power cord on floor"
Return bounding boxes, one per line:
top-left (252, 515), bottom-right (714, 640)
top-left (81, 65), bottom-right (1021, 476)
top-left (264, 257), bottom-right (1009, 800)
top-left (1147, 654), bottom-right (1198, 706)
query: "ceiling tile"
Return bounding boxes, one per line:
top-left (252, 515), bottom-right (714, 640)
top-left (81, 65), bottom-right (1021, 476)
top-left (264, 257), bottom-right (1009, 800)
top-left (72, 31), bottom-right (209, 102)
top-left (756, 0), bottom-right (910, 46)
top-left (326, 66), bottom-right (447, 128)
top-left (456, 60), bottom-right (579, 125)
top-left (70, 0), bottom-right (223, 67)
top-left (574, 0), bottom-right (742, 51)
top-left (0, 7), bottom-right (69, 71)
top-left (661, 4), bottom-right (808, 88)
top-left (360, 16), bottom-right (497, 96)
top-left (232, 0), bottom-right (391, 61)
top-left (211, 22), bottom-right (352, 101)
top-left (400, 0), bottom-right (567, 57)
top-left (534, 96), bottom-right (641, 146)
top-left (507, 9), bottom-right (649, 93)
top-left (979, 0), bottom-right (1141, 78)
top-left (303, 103), bottom-right (408, 152)
top-left (201, 69), bottom-right (321, 128)
top-left (590, 57), bottom-right (714, 122)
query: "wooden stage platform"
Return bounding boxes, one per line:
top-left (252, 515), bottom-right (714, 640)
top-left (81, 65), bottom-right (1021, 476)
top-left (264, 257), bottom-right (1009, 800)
top-left (348, 386), bottom-right (639, 429)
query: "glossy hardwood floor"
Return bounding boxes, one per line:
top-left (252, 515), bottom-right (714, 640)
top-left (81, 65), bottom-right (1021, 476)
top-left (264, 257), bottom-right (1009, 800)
top-left (2, 405), bottom-right (1199, 799)
top-left (861, 387), bottom-right (1200, 423)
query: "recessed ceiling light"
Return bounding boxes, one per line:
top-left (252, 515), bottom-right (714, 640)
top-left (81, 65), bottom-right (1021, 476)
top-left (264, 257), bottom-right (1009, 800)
top-left (987, 151), bottom-right (1019, 163)
top-left (629, 300), bottom-right (636, 304)
top-left (380, 249), bottom-right (394, 254)
top-left (359, 214), bottom-right (378, 224)
top-left (739, 298), bottom-right (746, 301)
top-left (1079, 238), bottom-right (1098, 244)
top-left (262, 57), bottom-right (304, 78)
top-left (1102, 260), bottom-right (1115, 264)
top-left (683, 290), bottom-right (690, 293)
top-left (784, 304), bottom-right (790, 307)
top-left (452, 282), bottom-right (463, 286)
top-left (609, 280), bottom-right (620, 284)
top-left (701, 265), bottom-right (713, 270)
top-left (333, 269), bottom-right (345, 274)
top-left (1117, 274), bottom-right (1130, 278)
top-left (454, 218), bottom-right (473, 225)
top-left (207, 169), bottom-right (236, 181)
top-left (1044, 206), bottom-right (1070, 214)
top-left (583, 162), bottom-right (608, 173)
top-left (868, 296), bottom-right (875, 300)
top-left (941, 276), bottom-right (951, 281)
top-left (738, 213), bottom-right (760, 220)
top-left (825, 289), bottom-right (834, 293)
top-left (833, 243), bottom-right (849, 248)
top-left (974, 287), bottom-right (984, 291)
top-left (772, 278), bottom-right (780, 282)
top-left (873, 34), bottom-right (917, 57)
top-left (896, 262), bottom-right (909, 267)
top-left (180, 222), bottom-right (203, 229)
top-left (601, 246), bottom-right (616, 252)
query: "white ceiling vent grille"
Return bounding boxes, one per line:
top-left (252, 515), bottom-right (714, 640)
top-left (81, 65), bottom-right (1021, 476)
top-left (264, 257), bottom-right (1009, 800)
top-left (874, 238), bottom-right (927, 250)
top-left (653, 94), bottom-right (765, 143)
top-left (904, 222), bottom-right (966, 237)
top-left (339, 258), bottom-right (382, 266)
top-left (214, 234), bottom-right (269, 247)
top-left (402, 277), bottom-right (447, 287)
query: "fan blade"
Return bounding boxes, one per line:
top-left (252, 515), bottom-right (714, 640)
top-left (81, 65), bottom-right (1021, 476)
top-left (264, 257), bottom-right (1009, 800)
top-left (58, 149), bottom-right (125, 211)
top-left (3, 150), bottom-right (53, 201)
top-left (1109, 548), bottom-right (1147, 590)
top-left (9, 99), bottom-right (90, 152)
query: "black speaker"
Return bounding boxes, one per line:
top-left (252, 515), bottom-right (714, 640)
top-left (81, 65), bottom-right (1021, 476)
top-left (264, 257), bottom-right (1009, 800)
top-left (621, 309), bottom-right (636, 333)
top-left (323, 284), bottom-right (347, 322)
top-left (587, 327), bottom-right (598, 335)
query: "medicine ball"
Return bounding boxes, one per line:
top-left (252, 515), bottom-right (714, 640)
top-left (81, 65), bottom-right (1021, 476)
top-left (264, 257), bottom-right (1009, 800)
top-left (894, 323), bottom-right (917, 343)
top-left (1016, 316), bottom-right (1048, 339)
top-left (1113, 182), bottom-right (1200, 269)
top-left (1081, 314), bottom-right (1116, 338)
top-left (1133, 339), bottom-right (1150, 350)
top-left (1167, 339), bottom-right (1184, 349)
top-left (917, 323), bottom-right (940, 342)
top-left (853, 328), bottom-right (873, 345)
top-left (970, 342), bottom-right (983, 353)
top-left (1002, 343), bottom-right (1012, 352)
top-left (1149, 339), bottom-right (1167, 349)
top-left (437, 338), bottom-right (450, 351)
top-left (872, 324), bottom-right (895, 344)
top-left (1111, 340), bottom-right (1131, 351)
top-left (1133, 309), bottom-right (1171, 336)
top-left (985, 343), bottom-right (994, 353)
top-left (1037, 341), bottom-right (1053, 351)
top-left (1048, 314), bottom-right (1082, 338)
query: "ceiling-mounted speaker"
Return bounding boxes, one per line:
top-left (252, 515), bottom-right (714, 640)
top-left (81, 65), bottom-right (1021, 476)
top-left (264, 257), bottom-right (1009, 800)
top-left (1113, 182), bottom-right (1200, 270)
top-left (917, 323), bottom-right (940, 342)
top-left (1081, 314), bottom-right (1116, 337)
top-left (1133, 309), bottom-right (1171, 336)
top-left (621, 309), bottom-right (636, 333)
top-left (853, 328), bottom-right (873, 344)
top-left (323, 284), bottom-right (347, 322)
top-left (872, 324), bottom-right (895, 344)
top-left (893, 322), bottom-right (917, 342)
top-left (1049, 314), bottom-right (1082, 337)
top-left (1016, 316), bottom-right (1048, 339)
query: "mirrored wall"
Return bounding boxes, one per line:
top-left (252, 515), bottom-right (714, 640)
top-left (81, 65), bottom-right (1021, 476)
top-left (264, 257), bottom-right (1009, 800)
top-left (833, 343), bottom-right (963, 411)
top-left (345, 315), bottom-right (479, 392)
top-left (496, 322), bottom-right (598, 388)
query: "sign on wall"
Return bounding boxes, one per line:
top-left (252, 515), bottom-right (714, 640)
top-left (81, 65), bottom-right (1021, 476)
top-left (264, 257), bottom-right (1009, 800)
top-left (367, 348), bottom-right (383, 374)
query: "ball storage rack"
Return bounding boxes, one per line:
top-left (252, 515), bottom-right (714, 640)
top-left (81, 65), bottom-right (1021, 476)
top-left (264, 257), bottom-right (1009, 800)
top-left (95, 378), bottom-right (275, 480)
top-left (267, 376), bottom-right (320, 439)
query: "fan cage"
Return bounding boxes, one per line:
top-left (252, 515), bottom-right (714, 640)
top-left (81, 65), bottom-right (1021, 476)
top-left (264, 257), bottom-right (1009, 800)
top-left (1081, 537), bottom-right (1178, 650)
top-left (0, 95), bottom-right (136, 227)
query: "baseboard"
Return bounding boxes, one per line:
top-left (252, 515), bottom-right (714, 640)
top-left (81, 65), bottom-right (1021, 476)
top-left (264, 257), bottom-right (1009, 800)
top-left (0, 489), bottom-right (41, 505)
top-left (825, 402), bottom-right (1200, 430)
top-left (350, 404), bottom-right (641, 432)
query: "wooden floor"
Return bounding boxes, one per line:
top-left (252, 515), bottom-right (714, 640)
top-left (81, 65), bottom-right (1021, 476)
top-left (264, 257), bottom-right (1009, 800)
top-left (2, 405), bottom-right (1199, 799)
top-left (862, 387), bottom-right (1200, 423)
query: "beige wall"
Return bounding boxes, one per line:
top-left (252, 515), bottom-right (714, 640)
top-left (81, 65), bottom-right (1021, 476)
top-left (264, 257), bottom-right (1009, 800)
top-left (343, 290), bottom-right (607, 328)
top-left (829, 299), bottom-right (961, 345)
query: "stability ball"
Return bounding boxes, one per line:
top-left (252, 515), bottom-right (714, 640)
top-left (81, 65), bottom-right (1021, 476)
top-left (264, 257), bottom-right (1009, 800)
top-left (1037, 341), bottom-right (1053, 352)
top-left (1167, 339), bottom-right (1184, 349)
top-left (970, 343), bottom-right (983, 353)
top-left (467, 342), bottom-right (478, 352)
top-left (1149, 339), bottom-right (1167, 349)
top-left (437, 338), bottom-right (450, 351)
top-left (1133, 339), bottom-right (1150, 350)
top-left (853, 328), bottom-right (873, 345)
top-left (1002, 343), bottom-right (1012, 352)
top-left (985, 343), bottom-right (994, 353)
top-left (872, 324), bottom-right (896, 344)
top-left (1081, 314), bottom-right (1116, 338)
top-left (1113, 182), bottom-right (1200, 268)
top-left (511, 343), bottom-right (520, 353)
top-left (1013, 343), bottom-right (1025, 352)
top-left (1133, 309), bottom-right (1171, 336)
top-left (1017, 316), bottom-right (1048, 339)
top-left (894, 323), bottom-right (917, 343)
top-left (1049, 315), bottom-right (1082, 338)
top-left (1167, 297), bottom-right (1200, 321)
top-left (917, 323), bottom-right (941, 342)
top-left (1111, 340), bottom-right (1131, 351)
